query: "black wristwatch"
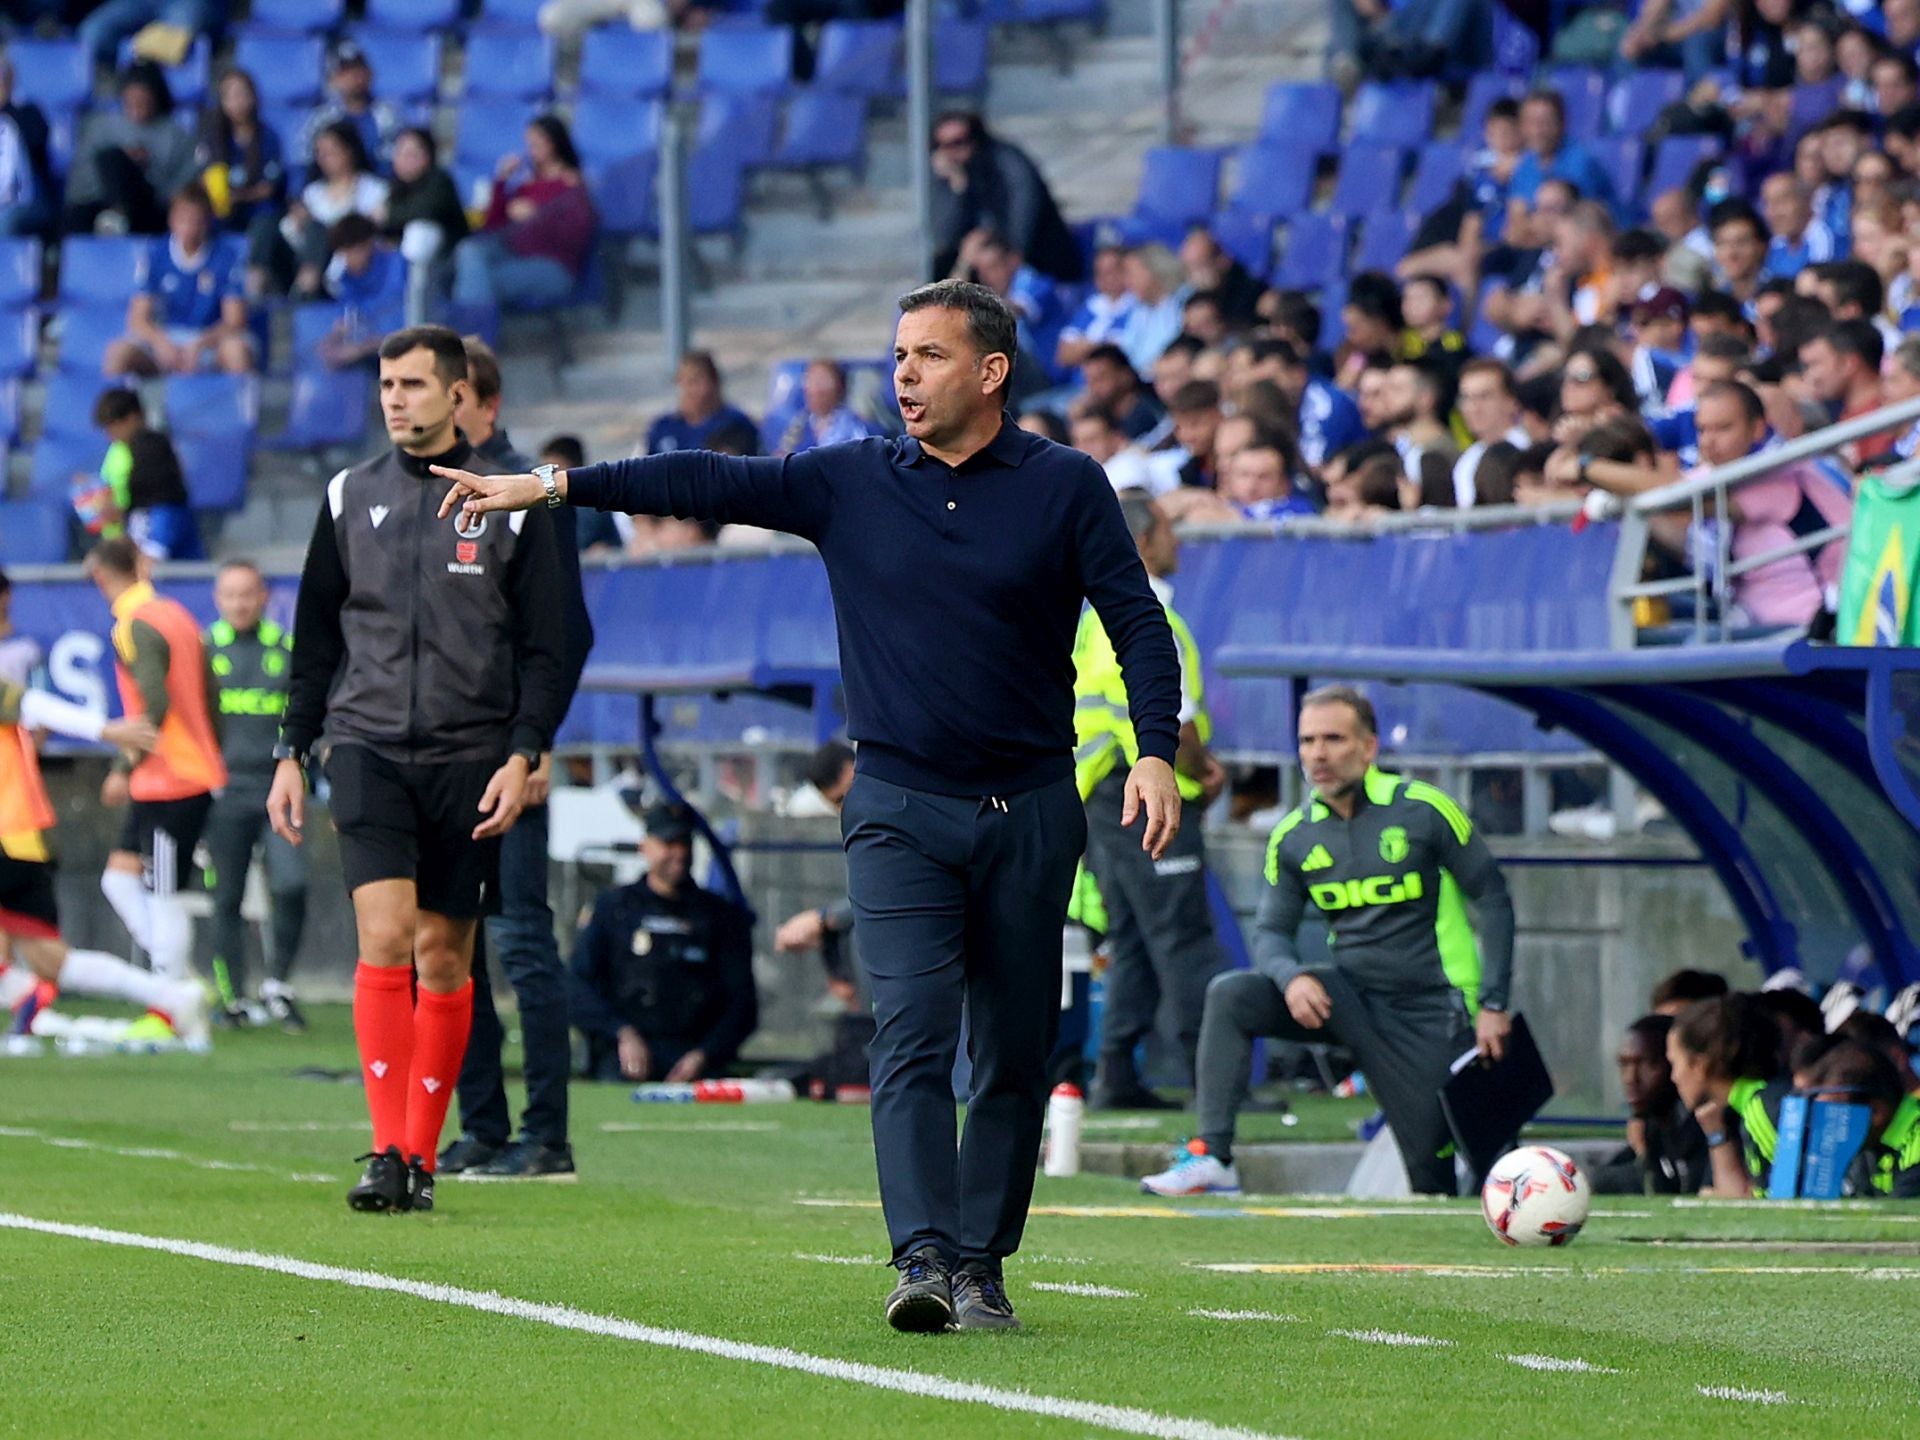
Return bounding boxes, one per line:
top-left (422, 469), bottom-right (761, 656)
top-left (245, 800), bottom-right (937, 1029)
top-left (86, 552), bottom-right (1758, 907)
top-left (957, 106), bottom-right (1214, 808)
top-left (1480, 1001), bottom-right (1507, 1014)
top-left (511, 746), bottom-right (542, 769)
top-left (1576, 453), bottom-right (1592, 485)
top-left (271, 740), bottom-right (308, 767)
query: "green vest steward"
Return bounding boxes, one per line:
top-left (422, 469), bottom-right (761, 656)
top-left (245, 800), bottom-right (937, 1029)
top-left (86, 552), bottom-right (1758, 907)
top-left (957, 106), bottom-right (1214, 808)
top-left (1072, 598), bottom-right (1209, 802)
top-left (206, 617), bottom-right (293, 778)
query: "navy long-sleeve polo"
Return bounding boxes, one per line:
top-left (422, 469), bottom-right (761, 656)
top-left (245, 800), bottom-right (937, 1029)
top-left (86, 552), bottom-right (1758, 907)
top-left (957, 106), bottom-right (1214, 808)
top-left (566, 418), bottom-right (1181, 797)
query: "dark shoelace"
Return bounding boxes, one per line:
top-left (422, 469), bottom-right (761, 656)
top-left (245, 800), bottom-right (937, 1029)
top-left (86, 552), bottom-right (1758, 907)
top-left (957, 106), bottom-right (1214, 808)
top-left (970, 1276), bottom-right (1010, 1312)
top-left (899, 1253), bottom-right (945, 1285)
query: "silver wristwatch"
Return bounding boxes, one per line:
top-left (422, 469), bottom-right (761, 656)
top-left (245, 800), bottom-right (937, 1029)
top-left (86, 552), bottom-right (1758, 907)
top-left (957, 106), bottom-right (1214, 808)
top-left (534, 463), bottom-right (562, 508)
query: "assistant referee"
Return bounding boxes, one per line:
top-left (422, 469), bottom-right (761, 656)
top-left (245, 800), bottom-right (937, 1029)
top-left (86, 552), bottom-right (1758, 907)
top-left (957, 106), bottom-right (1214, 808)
top-left (435, 281), bottom-right (1183, 1334)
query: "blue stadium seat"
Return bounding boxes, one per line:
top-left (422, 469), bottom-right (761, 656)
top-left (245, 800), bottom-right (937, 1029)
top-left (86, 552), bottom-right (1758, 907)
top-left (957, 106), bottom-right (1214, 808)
top-left (1317, 278), bottom-right (1348, 348)
top-left (688, 147), bottom-right (747, 236)
top-left (1208, 208), bottom-right (1273, 280)
top-left (1788, 79), bottom-right (1844, 140)
top-left (174, 433), bottom-right (249, 512)
top-left (1348, 81), bottom-right (1435, 149)
top-left (455, 97), bottom-right (542, 178)
top-left (1353, 209), bottom-right (1418, 273)
top-left (1257, 81), bottom-right (1341, 155)
top-left (1468, 279), bottom-right (1506, 353)
top-left (773, 92), bottom-right (868, 171)
top-left (349, 28), bottom-right (444, 107)
top-left (1459, 72), bottom-right (1524, 142)
top-left (234, 33), bottom-right (327, 108)
top-left (0, 499), bottom-right (66, 566)
top-left (45, 109), bottom-right (77, 178)
top-left (116, 35), bottom-right (212, 106)
top-left (366, 0), bottom-right (461, 27)
top-left (8, 40), bottom-right (91, 114)
top-left (0, 240), bottom-right (37, 309)
top-left (1548, 67), bottom-right (1606, 143)
top-left (1589, 137), bottom-right (1645, 211)
top-left (699, 93), bottom-right (779, 170)
top-left (28, 433), bottom-right (108, 503)
top-left (586, 153), bottom-right (658, 236)
top-left (813, 19), bottom-right (903, 98)
top-left (42, 374), bottom-right (126, 440)
top-left (697, 26), bottom-right (793, 94)
top-left (164, 374), bottom-right (256, 438)
top-left (1407, 142), bottom-right (1465, 216)
top-left (1225, 144), bottom-right (1314, 225)
top-left (578, 26), bottom-right (674, 97)
top-left (57, 237), bottom-right (146, 307)
top-left (266, 365), bottom-right (372, 451)
top-left (1647, 134), bottom-right (1723, 204)
top-left (1132, 146), bottom-right (1222, 237)
top-left (571, 95), bottom-right (663, 165)
top-left (290, 302), bottom-right (346, 373)
top-left (248, 0), bottom-right (345, 30)
top-left (54, 304), bottom-right (126, 375)
top-left (0, 309), bottom-right (35, 379)
top-left (478, 0), bottom-right (548, 24)
top-left (1275, 212), bottom-right (1348, 289)
top-left (1327, 142), bottom-right (1404, 219)
top-left (0, 379), bottom-right (21, 441)
top-left (1610, 69), bottom-right (1685, 136)
top-left (933, 18), bottom-right (989, 96)
top-left (463, 27), bottom-right (555, 101)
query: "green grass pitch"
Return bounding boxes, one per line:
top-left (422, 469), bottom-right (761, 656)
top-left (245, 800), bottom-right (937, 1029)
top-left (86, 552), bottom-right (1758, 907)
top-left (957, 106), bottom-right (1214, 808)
top-left (3, 1008), bottom-right (1918, 1439)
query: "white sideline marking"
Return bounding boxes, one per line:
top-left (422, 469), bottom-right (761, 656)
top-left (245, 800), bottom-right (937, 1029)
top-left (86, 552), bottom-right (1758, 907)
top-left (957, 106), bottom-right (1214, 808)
top-left (0, 1212), bottom-right (1300, 1440)
top-left (1190, 1309), bottom-right (1301, 1324)
top-left (1504, 1355), bottom-right (1620, 1374)
top-left (1031, 1282), bottom-right (1140, 1299)
top-left (1327, 1329), bottom-right (1451, 1348)
top-left (229, 1121), bottom-right (366, 1133)
top-left (1696, 1386), bottom-right (1792, 1406)
top-left (793, 1253), bottom-right (875, 1266)
top-left (600, 1122), bottom-right (782, 1133)
top-left (0, 1125), bottom-right (335, 1184)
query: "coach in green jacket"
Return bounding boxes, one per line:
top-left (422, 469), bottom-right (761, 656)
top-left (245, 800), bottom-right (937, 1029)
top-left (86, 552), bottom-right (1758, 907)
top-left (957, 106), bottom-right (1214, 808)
top-left (1147, 683), bottom-right (1515, 1197)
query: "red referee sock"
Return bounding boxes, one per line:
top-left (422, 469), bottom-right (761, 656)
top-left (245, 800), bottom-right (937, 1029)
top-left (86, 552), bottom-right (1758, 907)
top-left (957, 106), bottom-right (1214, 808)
top-left (353, 962), bottom-right (415, 1155)
top-left (405, 981), bottom-right (474, 1171)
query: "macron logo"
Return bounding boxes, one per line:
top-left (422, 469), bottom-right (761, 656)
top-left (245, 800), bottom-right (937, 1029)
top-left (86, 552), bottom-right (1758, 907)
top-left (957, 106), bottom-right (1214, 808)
top-left (369, 1061), bottom-right (388, 1079)
top-left (422, 1077), bottom-right (441, 1094)
top-left (369, 505), bottom-right (390, 529)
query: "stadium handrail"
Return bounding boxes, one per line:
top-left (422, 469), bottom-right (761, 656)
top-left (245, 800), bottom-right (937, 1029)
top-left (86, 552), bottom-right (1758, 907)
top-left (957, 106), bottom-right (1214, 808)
top-left (1605, 394), bottom-right (1920, 647)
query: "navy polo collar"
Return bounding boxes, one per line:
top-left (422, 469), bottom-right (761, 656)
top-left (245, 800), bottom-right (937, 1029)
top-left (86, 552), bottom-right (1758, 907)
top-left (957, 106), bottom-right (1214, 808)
top-left (897, 413), bottom-right (1030, 472)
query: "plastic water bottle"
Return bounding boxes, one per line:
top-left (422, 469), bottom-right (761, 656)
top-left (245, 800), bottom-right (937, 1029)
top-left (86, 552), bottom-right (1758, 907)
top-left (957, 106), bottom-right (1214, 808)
top-left (1043, 1083), bottom-right (1084, 1177)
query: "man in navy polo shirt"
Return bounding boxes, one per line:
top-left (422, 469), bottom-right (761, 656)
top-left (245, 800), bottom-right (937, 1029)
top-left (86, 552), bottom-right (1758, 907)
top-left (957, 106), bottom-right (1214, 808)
top-left (103, 182), bottom-right (253, 379)
top-left (646, 350), bottom-right (759, 455)
top-left (435, 280), bottom-right (1183, 1335)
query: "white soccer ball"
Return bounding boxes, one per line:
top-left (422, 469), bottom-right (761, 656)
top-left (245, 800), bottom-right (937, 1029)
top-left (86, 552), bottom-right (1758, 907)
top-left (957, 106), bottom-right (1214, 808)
top-left (1480, 1145), bottom-right (1591, 1247)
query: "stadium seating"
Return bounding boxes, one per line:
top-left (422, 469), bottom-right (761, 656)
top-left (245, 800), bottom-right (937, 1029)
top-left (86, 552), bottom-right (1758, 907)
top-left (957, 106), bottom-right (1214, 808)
top-left (1788, 79), bottom-right (1845, 140)
top-left (233, 33), bottom-right (328, 108)
top-left (1131, 147), bottom-right (1223, 239)
top-left (1589, 136), bottom-right (1645, 211)
top-left (1459, 71), bottom-right (1524, 141)
top-left (0, 499), bottom-right (66, 566)
top-left (1407, 142), bottom-right (1466, 215)
top-left (0, 310), bottom-right (36, 380)
top-left (773, 93), bottom-right (870, 174)
top-left (365, 0), bottom-right (462, 28)
top-left (588, 153), bottom-right (658, 236)
top-left (454, 97), bottom-right (542, 194)
top-left (700, 94), bottom-right (780, 171)
top-left (54, 306), bottom-right (126, 376)
top-left (114, 35), bottom-right (212, 107)
top-left (1647, 134), bottom-right (1723, 205)
top-left (1548, 67), bottom-right (1607, 143)
top-left (478, 0), bottom-right (547, 24)
top-left (688, 148), bottom-right (749, 237)
top-left (813, 20), bottom-right (904, 98)
top-left (1327, 142), bottom-right (1404, 219)
top-left (8, 39), bottom-right (91, 114)
top-left (1225, 144), bottom-right (1316, 227)
top-left (266, 366), bottom-right (373, 451)
top-left (933, 19), bottom-right (990, 96)
top-left (164, 375), bottom-right (257, 440)
top-left (1275, 212), bottom-right (1348, 289)
top-left (57, 238), bottom-right (145, 308)
top-left (28, 432), bottom-right (107, 503)
top-left (349, 29), bottom-right (444, 108)
top-left (572, 95), bottom-right (664, 166)
top-left (1257, 81), bottom-right (1342, 155)
top-left (0, 379), bottom-right (21, 443)
top-left (577, 27), bottom-right (675, 98)
top-left (1209, 208), bottom-right (1273, 279)
top-left (462, 27), bottom-right (555, 102)
top-left (247, 0), bottom-right (346, 30)
top-left (1609, 70), bottom-right (1685, 137)
top-left (1353, 209), bottom-right (1418, 274)
top-left (697, 27), bottom-right (794, 95)
top-left (174, 433), bottom-right (250, 513)
top-left (42, 374), bottom-right (125, 441)
top-left (1348, 81), bottom-right (1436, 149)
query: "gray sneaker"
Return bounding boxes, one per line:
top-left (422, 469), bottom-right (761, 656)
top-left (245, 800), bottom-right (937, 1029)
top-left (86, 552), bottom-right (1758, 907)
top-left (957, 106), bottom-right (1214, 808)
top-left (952, 1265), bottom-right (1020, 1331)
top-left (467, 1140), bottom-right (578, 1182)
top-left (884, 1247), bottom-right (954, 1333)
top-left (435, 1134), bottom-right (501, 1175)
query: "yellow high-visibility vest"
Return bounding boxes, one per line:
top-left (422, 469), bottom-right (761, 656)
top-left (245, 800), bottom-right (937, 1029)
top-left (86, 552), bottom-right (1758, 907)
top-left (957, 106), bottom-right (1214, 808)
top-left (1071, 597), bottom-right (1209, 802)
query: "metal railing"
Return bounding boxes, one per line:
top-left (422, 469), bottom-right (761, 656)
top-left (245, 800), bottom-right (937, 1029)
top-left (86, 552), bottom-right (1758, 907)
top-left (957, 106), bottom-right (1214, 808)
top-left (1606, 395), bottom-right (1920, 648)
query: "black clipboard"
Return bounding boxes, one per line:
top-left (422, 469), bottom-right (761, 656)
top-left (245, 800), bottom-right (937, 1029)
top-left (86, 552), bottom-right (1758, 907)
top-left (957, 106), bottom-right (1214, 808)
top-left (1438, 1011), bottom-right (1555, 1187)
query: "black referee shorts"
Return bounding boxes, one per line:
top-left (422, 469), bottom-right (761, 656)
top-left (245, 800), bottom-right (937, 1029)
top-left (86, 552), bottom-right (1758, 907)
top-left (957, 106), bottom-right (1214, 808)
top-left (116, 792), bottom-right (215, 896)
top-left (325, 744), bottom-right (502, 920)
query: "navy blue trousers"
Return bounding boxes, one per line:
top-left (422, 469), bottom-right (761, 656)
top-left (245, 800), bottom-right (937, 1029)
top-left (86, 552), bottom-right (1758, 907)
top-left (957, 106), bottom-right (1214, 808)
top-left (456, 805), bottom-right (572, 1148)
top-left (842, 773), bottom-right (1084, 1268)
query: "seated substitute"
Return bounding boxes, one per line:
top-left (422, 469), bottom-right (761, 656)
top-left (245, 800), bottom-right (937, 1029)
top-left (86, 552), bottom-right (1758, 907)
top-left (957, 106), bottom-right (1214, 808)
top-left (1667, 992), bottom-right (1791, 1198)
top-left (569, 802), bottom-right (758, 1084)
top-left (1589, 1014), bottom-right (1709, 1195)
top-left (1803, 1041), bottom-right (1920, 1199)
top-left (1144, 683), bottom-right (1515, 1197)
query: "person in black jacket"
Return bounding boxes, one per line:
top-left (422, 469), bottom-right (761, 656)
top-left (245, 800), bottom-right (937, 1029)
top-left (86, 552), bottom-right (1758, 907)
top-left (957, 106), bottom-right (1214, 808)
top-left (1590, 1013), bottom-right (1710, 1195)
top-left (0, 55), bottom-right (52, 238)
top-left (570, 803), bottom-right (758, 1084)
top-left (268, 325), bottom-right (564, 1217)
top-left (929, 112), bottom-right (1084, 284)
top-left (437, 335), bottom-right (593, 1183)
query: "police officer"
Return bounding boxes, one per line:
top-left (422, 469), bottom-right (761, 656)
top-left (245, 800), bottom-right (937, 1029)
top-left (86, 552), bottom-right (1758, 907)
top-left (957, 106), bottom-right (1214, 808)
top-left (1073, 490), bottom-right (1226, 1110)
top-left (568, 803), bottom-right (758, 1083)
top-left (1146, 683), bottom-right (1515, 1197)
top-left (202, 560), bottom-right (309, 1029)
